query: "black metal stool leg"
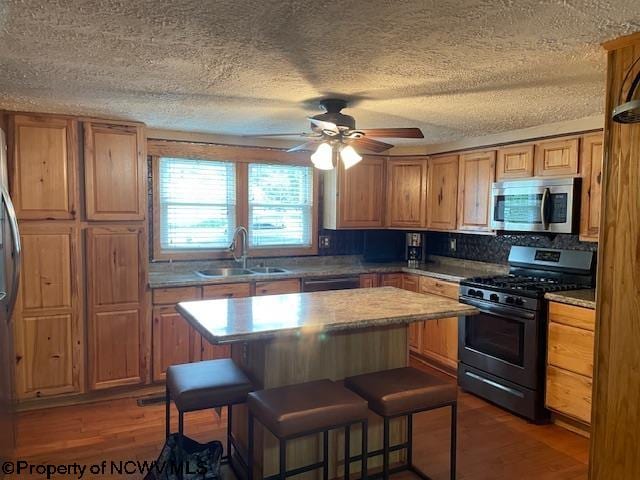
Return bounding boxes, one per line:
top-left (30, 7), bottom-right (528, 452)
top-left (248, 413), bottom-right (254, 480)
top-left (323, 430), bottom-right (329, 480)
top-left (227, 405), bottom-right (233, 459)
top-left (178, 411), bottom-right (184, 480)
top-left (383, 417), bottom-right (390, 480)
top-left (165, 386), bottom-right (170, 440)
top-left (450, 403), bottom-right (457, 480)
top-left (279, 439), bottom-right (287, 480)
top-left (361, 420), bottom-right (368, 480)
top-left (344, 424), bottom-right (351, 480)
top-left (407, 414), bottom-right (413, 468)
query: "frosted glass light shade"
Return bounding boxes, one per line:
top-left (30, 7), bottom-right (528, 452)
top-left (340, 145), bottom-right (362, 169)
top-left (310, 142), bottom-right (334, 170)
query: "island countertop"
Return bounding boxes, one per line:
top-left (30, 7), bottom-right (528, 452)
top-left (177, 286), bottom-right (478, 344)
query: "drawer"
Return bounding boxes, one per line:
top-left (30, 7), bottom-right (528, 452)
top-left (255, 279), bottom-right (301, 296)
top-left (202, 283), bottom-right (251, 299)
top-left (402, 274), bottom-right (420, 292)
top-left (419, 276), bottom-right (459, 299)
top-left (152, 286), bottom-right (201, 305)
top-left (546, 365), bottom-right (592, 424)
top-left (548, 322), bottom-right (594, 377)
top-left (549, 302), bottom-right (595, 331)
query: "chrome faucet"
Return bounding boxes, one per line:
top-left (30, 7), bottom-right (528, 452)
top-left (229, 226), bottom-right (249, 269)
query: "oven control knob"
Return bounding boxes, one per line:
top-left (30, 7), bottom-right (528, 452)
top-left (506, 296), bottom-right (515, 304)
top-left (515, 298), bottom-right (524, 306)
top-left (490, 293), bottom-right (499, 302)
top-left (468, 289), bottom-right (477, 297)
top-left (476, 290), bottom-right (484, 299)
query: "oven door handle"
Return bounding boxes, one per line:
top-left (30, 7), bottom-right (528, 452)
top-left (461, 297), bottom-right (536, 321)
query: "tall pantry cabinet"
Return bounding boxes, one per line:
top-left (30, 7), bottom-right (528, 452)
top-left (7, 112), bottom-right (148, 401)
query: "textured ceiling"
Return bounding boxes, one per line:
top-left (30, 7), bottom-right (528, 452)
top-left (0, 0), bottom-right (639, 145)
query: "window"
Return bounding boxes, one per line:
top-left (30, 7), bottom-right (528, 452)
top-left (158, 157), bottom-right (236, 251)
top-left (248, 163), bottom-right (314, 248)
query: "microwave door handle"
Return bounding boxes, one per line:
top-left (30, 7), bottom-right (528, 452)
top-left (540, 187), bottom-right (550, 230)
top-left (2, 188), bottom-right (20, 320)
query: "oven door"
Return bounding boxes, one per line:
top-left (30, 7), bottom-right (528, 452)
top-left (491, 178), bottom-right (578, 233)
top-left (458, 297), bottom-right (541, 389)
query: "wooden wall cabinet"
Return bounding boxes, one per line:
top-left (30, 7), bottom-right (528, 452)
top-left (418, 276), bottom-right (459, 372)
top-left (579, 134), bottom-right (604, 242)
top-left (496, 145), bottom-right (534, 180)
top-left (386, 157), bottom-right (427, 228)
top-left (426, 155), bottom-right (458, 231)
top-left (9, 115), bottom-right (78, 220)
top-left (457, 151), bottom-right (496, 232)
top-left (545, 302), bottom-right (595, 425)
top-left (323, 156), bottom-right (386, 229)
top-left (13, 224), bottom-right (83, 399)
top-left (534, 138), bottom-right (579, 177)
top-left (87, 226), bottom-right (148, 390)
top-left (84, 121), bottom-right (146, 221)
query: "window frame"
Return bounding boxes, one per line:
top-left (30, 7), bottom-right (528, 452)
top-left (151, 142), bottom-right (318, 261)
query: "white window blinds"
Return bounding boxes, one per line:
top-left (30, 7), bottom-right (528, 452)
top-left (158, 157), bottom-right (236, 250)
top-left (248, 163), bottom-right (313, 248)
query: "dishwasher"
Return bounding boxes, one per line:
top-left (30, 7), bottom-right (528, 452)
top-left (301, 276), bottom-right (361, 292)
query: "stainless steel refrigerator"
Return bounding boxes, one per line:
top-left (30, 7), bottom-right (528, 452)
top-left (0, 128), bottom-right (20, 462)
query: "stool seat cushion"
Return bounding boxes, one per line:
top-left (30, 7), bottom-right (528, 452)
top-left (345, 367), bottom-right (457, 417)
top-left (247, 379), bottom-right (368, 438)
top-left (167, 358), bottom-right (253, 412)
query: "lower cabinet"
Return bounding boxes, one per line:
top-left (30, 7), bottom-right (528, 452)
top-left (402, 275), bottom-right (422, 353)
top-left (417, 276), bottom-right (460, 373)
top-left (359, 273), bottom-right (380, 288)
top-left (545, 302), bottom-right (596, 425)
top-left (13, 223), bottom-right (84, 399)
top-left (152, 306), bottom-right (198, 382)
top-left (380, 273), bottom-right (403, 288)
top-left (87, 226), bottom-right (147, 390)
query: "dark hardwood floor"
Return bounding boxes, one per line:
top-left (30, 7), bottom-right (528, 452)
top-left (11, 367), bottom-right (589, 479)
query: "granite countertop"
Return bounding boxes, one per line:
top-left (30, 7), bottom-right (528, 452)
top-left (176, 287), bottom-right (479, 344)
top-left (148, 256), bottom-right (507, 288)
top-left (545, 289), bottom-right (596, 309)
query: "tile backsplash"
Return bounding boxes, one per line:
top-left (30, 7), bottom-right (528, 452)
top-left (425, 231), bottom-right (598, 265)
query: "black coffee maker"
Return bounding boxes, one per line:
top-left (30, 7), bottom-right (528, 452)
top-left (405, 233), bottom-right (425, 268)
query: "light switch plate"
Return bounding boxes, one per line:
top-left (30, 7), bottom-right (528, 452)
top-left (449, 238), bottom-right (457, 252)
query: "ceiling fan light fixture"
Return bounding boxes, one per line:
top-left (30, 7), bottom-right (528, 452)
top-left (340, 145), bottom-right (362, 169)
top-left (310, 142), bottom-right (334, 170)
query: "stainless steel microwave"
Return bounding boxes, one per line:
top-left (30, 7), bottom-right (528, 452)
top-left (491, 177), bottom-right (580, 233)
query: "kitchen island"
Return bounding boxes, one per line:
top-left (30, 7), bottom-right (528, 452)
top-left (177, 287), bottom-right (477, 479)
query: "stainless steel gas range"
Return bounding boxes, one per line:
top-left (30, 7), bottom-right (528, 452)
top-left (457, 246), bottom-right (595, 423)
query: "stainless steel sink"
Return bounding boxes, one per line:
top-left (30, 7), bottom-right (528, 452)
top-left (195, 268), bottom-right (255, 278)
top-left (249, 267), bottom-right (289, 274)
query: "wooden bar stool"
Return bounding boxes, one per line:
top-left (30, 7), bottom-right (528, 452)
top-left (166, 358), bottom-right (253, 476)
top-left (345, 367), bottom-right (458, 480)
top-left (247, 379), bottom-right (369, 480)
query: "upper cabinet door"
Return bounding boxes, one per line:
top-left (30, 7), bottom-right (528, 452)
top-left (386, 157), bottom-right (427, 228)
top-left (534, 138), bottom-right (579, 177)
top-left (496, 145), bottom-right (534, 180)
top-left (579, 134), bottom-right (604, 242)
top-left (9, 115), bottom-right (78, 220)
top-left (84, 122), bottom-right (146, 221)
top-left (337, 156), bottom-right (385, 228)
top-left (457, 151), bottom-right (496, 232)
top-left (426, 155), bottom-right (458, 231)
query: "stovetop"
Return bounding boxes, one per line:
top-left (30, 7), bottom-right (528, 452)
top-left (462, 274), bottom-right (584, 295)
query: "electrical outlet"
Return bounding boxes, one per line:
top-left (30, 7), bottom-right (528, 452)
top-left (319, 235), bottom-right (331, 249)
top-left (449, 238), bottom-right (457, 252)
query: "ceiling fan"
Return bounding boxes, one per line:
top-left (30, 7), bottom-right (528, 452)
top-left (245, 98), bottom-right (424, 170)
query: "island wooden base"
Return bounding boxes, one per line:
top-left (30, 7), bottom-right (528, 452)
top-left (230, 324), bottom-right (409, 480)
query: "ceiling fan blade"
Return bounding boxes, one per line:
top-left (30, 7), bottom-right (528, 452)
top-left (349, 137), bottom-right (394, 153)
top-left (286, 140), bottom-right (322, 153)
top-left (308, 117), bottom-right (340, 134)
top-left (356, 128), bottom-right (424, 138)
top-left (242, 132), bottom-right (315, 137)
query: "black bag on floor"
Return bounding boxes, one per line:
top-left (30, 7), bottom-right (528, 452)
top-left (144, 433), bottom-right (223, 480)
